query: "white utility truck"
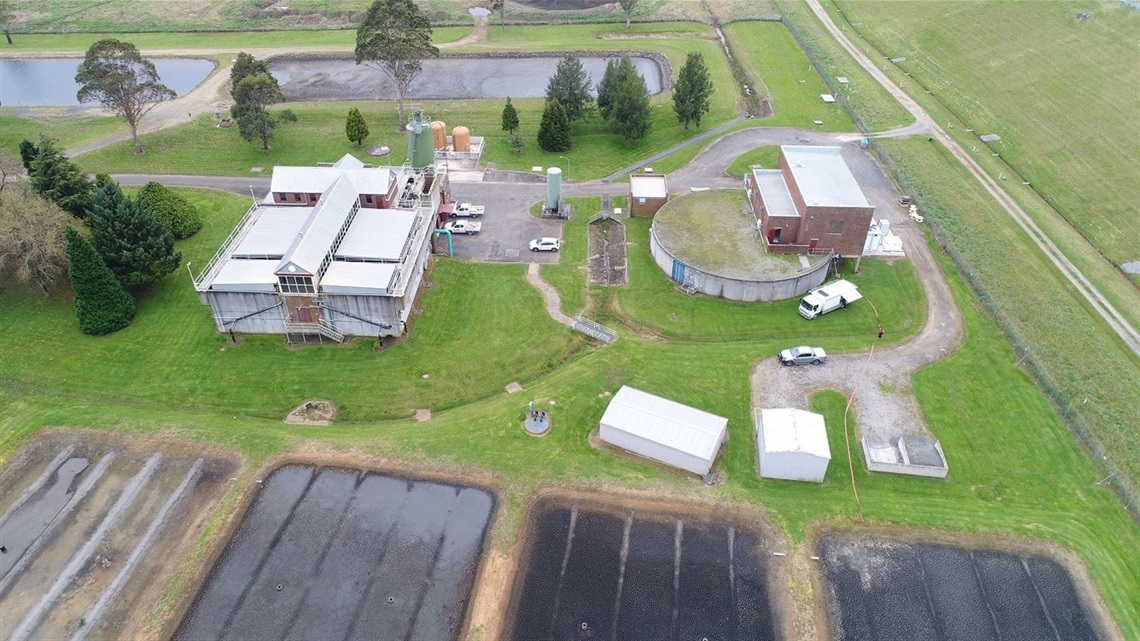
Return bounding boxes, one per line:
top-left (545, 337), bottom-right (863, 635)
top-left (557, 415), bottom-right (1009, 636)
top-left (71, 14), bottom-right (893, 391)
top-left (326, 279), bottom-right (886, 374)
top-left (450, 203), bottom-right (485, 218)
top-left (798, 280), bottom-right (862, 319)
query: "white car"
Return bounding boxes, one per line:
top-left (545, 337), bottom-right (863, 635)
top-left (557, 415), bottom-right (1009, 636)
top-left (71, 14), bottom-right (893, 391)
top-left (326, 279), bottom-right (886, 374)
top-left (444, 220), bottom-right (481, 235)
top-left (529, 237), bottom-right (561, 252)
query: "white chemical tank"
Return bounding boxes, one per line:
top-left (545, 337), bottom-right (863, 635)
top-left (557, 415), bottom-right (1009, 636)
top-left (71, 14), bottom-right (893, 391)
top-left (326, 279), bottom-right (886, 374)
top-left (546, 167), bottom-right (562, 211)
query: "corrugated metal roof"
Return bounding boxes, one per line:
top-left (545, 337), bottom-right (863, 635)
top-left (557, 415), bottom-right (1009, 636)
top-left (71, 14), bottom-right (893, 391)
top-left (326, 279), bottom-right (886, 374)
top-left (781, 146), bottom-right (870, 208)
top-left (630, 174), bottom-right (668, 199)
top-left (600, 386), bottom-right (728, 461)
top-left (320, 262), bottom-right (397, 295)
top-left (336, 209), bottom-right (418, 262)
top-left (231, 208), bottom-right (311, 258)
top-left (757, 408), bottom-right (831, 459)
top-left (210, 259), bottom-right (279, 292)
top-left (752, 169), bottom-right (798, 217)
top-left (275, 176), bottom-right (358, 276)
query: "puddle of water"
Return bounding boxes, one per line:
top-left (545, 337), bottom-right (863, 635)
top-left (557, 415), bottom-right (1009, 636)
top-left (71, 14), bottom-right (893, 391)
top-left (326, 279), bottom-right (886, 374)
top-left (269, 55), bottom-right (663, 102)
top-left (0, 58), bottom-right (214, 107)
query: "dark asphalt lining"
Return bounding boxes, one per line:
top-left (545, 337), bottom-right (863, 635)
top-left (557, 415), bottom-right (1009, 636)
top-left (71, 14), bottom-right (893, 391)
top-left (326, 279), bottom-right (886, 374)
top-left (175, 466), bottom-right (495, 641)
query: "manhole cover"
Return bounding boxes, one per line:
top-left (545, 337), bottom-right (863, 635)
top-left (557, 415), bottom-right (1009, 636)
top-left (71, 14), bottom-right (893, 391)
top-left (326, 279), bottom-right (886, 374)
top-left (505, 248), bottom-right (520, 259)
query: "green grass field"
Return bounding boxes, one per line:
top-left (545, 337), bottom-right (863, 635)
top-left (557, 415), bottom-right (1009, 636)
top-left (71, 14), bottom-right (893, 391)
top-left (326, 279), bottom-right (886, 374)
top-left (830, 0), bottom-right (1140, 273)
top-left (0, 186), bottom-right (1135, 636)
top-left (724, 21), bottom-right (855, 132)
top-left (0, 112), bottom-right (125, 153)
top-left (0, 27), bottom-right (470, 52)
top-left (726, 144), bottom-right (779, 176)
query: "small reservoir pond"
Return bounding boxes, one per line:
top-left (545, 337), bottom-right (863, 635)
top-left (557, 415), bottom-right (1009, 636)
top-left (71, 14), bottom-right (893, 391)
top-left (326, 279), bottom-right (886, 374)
top-left (269, 55), bottom-right (664, 102)
top-left (0, 58), bottom-right (214, 107)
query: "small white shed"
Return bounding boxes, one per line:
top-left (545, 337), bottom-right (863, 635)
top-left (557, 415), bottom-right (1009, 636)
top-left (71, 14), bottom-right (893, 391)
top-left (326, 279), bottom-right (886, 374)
top-left (756, 408), bottom-right (831, 483)
top-left (599, 386), bottom-right (728, 476)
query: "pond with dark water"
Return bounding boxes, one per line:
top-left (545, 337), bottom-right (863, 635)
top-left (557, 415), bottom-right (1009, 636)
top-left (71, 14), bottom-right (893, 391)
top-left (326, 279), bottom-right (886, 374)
top-left (174, 465), bottom-right (495, 641)
top-left (0, 58), bottom-right (214, 107)
top-left (269, 55), bottom-right (663, 102)
top-left (507, 501), bottom-right (782, 640)
top-left (819, 534), bottom-right (1102, 641)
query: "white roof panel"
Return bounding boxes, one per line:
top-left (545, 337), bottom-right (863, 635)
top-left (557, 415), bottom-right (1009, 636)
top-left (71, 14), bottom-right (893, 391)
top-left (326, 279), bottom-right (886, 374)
top-left (758, 408), bottom-right (831, 459)
top-left (600, 386), bottom-right (728, 461)
top-left (210, 259), bottom-right (279, 292)
top-left (752, 169), bottom-right (798, 218)
top-left (333, 153), bottom-right (366, 169)
top-left (231, 207), bottom-right (311, 258)
top-left (275, 176), bottom-right (359, 276)
top-left (630, 174), bottom-right (668, 199)
top-left (320, 262), bottom-right (397, 295)
top-left (781, 146), bottom-right (871, 208)
top-left (270, 166), bottom-right (395, 196)
top-left (336, 209), bottom-right (418, 262)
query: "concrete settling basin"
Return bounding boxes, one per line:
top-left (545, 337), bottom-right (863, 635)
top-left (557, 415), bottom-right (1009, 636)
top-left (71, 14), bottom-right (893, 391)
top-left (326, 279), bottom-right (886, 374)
top-left (174, 465), bottom-right (495, 641)
top-left (506, 497), bottom-right (784, 640)
top-left (269, 54), bottom-right (664, 102)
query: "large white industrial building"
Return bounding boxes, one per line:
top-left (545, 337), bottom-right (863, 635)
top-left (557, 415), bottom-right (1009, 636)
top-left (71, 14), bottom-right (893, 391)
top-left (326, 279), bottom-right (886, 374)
top-left (599, 386), bottom-right (729, 476)
top-left (755, 408), bottom-right (831, 483)
top-left (192, 154), bottom-right (448, 341)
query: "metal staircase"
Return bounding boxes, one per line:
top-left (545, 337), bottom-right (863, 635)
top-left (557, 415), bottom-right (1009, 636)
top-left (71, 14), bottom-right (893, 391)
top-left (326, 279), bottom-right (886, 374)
top-left (283, 320), bottom-right (345, 343)
top-left (572, 317), bottom-right (618, 344)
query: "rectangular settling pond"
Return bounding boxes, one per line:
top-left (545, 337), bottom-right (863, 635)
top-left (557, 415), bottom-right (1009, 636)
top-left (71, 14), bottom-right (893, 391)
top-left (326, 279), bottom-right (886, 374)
top-left (174, 465), bottom-right (494, 641)
top-left (819, 533), bottom-right (1102, 641)
top-left (508, 500), bottom-right (782, 641)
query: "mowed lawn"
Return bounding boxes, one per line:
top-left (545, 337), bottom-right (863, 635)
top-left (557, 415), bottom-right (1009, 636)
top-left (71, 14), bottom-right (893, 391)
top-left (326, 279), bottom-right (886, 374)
top-left (0, 187), bottom-right (1136, 636)
top-left (831, 0), bottom-right (1140, 270)
top-left (69, 22), bottom-right (740, 181)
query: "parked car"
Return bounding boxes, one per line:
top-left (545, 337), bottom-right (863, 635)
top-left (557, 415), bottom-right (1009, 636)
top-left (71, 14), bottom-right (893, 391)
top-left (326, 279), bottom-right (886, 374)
top-left (444, 220), bottom-right (481, 235)
top-left (529, 237), bottom-right (561, 252)
top-left (779, 346), bottom-right (827, 366)
top-left (450, 203), bottom-right (485, 218)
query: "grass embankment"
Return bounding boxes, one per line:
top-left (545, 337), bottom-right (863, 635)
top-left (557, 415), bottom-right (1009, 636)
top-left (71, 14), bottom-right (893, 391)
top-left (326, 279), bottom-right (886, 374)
top-left (70, 22), bottom-right (739, 181)
top-left (880, 135), bottom-right (1140, 501)
top-left (0, 27), bottom-right (471, 53)
top-left (830, 0), bottom-right (1140, 274)
top-left (0, 112), bottom-right (124, 152)
top-left (769, 0), bottom-right (913, 132)
top-left (0, 187), bottom-right (1135, 636)
top-left (726, 145), bottom-right (779, 176)
top-left (723, 20), bottom-right (853, 132)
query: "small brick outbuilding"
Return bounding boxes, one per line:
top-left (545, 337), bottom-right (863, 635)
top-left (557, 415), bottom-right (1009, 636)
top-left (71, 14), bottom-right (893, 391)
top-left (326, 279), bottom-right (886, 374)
top-left (628, 173), bottom-right (669, 218)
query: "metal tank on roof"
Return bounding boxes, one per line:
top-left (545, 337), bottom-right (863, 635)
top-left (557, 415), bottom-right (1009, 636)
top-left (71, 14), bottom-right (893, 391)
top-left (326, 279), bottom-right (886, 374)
top-left (430, 121), bottom-right (447, 150)
top-left (451, 126), bottom-right (470, 152)
top-left (406, 111), bottom-right (434, 169)
top-left (546, 167), bottom-right (562, 211)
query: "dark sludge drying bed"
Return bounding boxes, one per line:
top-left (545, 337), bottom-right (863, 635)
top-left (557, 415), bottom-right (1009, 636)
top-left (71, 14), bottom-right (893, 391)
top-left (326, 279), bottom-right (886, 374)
top-left (507, 501), bottom-right (783, 641)
top-left (174, 465), bottom-right (495, 641)
top-left (818, 533), bottom-right (1102, 641)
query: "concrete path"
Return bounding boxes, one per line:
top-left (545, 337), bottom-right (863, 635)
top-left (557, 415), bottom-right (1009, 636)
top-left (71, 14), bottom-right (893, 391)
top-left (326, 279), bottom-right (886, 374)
top-left (599, 115), bottom-right (747, 182)
top-left (524, 263), bottom-right (576, 328)
top-left (805, 0), bottom-right (1140, 355)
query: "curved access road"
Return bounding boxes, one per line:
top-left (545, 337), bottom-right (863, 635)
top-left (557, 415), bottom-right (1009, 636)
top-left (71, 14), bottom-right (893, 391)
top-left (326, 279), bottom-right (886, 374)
top-left (804, 0), bottom-right (1140, 355)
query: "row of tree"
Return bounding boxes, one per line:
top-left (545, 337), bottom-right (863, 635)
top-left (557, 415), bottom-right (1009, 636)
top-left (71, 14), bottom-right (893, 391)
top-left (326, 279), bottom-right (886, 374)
top-left (521, 51), bottom-right (713, 152)
top-left (1, 141), bottom-right (201, 334)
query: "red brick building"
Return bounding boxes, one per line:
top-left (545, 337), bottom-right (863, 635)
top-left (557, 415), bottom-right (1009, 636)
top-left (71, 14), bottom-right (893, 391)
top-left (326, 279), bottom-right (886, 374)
top-left (628, 173), bottom-right (669, 218)
top-left (745, 146), bottom-right (874, 256)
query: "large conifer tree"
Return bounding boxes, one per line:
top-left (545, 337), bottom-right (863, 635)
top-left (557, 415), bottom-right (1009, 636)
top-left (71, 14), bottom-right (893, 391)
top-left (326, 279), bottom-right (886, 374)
top-left (65, 227), bottom-right (136, 335)
top-left (85, 179), bottom-right (180, 287)
top-left (537, 100), bottom-right (572, 152)
top-left (545, 54), bottom-right (593, 123)
top-left (672, 52), bottom-right (714, 130)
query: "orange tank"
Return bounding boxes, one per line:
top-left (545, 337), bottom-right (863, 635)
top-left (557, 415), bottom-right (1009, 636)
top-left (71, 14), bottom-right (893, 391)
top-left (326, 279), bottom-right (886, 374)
top-left (430, 121), bottom-right (447, 150)
top-left (452, 126), bottom-right (471, 153)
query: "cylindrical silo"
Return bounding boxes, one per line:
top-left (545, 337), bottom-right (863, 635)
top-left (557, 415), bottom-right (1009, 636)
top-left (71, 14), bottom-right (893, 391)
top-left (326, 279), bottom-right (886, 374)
top-left (452, 126), bottom-right (470, 152)
top-left (431, 121), bottom-right (447, 150)
top-left (546, 167), bottom-right (562, 211)
top-left (405, 111), bottom-right (434, 170)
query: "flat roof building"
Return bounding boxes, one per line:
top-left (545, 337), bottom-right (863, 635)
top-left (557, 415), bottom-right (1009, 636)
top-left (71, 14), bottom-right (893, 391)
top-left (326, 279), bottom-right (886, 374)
top-left (756, 408), bottom-right (831, 483)
top-left (628, 173), bottom-right (669, 218)
top-left (599, 386), bottom-right (728, 476)
top-left (193, 155), bottom-right (448, 342)
top-left (745, 145), bottom-right (874, 256)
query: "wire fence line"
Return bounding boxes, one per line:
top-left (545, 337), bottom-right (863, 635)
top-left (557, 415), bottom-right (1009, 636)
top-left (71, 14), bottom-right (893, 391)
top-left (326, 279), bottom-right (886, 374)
top-left (781, 15), bottom-right (1138, 519)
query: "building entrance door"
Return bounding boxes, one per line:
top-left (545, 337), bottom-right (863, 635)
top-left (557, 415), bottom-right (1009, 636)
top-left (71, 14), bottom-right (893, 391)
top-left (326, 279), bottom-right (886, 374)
top-left (769, 228), bottom-right (782, 243)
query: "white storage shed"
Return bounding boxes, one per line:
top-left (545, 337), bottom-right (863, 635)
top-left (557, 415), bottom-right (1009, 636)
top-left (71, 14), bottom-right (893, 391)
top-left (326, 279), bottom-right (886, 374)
top-left (756, 408), bottom-right (831, 483)
top-left (599, 386), bottom-right (728, 476)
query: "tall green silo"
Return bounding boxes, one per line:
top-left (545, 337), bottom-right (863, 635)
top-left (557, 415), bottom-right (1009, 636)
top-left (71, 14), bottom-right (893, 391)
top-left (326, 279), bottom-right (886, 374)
top-left (406, 111), bottom-right (435, 170)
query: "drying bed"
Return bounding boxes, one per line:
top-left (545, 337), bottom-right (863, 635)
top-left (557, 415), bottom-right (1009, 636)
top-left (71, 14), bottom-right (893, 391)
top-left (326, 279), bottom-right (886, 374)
top-left (818, 533), bottom-right (1102, 641)
top-left (174, 465), bottom-right (495, 641)
top-left (507, 498), bottom-right (783, 640)
top-left (0, 433), bottom-right (234, 641)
